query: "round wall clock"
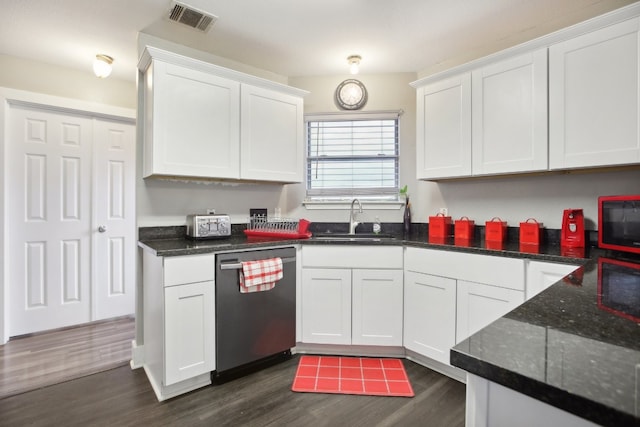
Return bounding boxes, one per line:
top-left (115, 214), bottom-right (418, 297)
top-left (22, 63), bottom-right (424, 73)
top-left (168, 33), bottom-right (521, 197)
top-left (335, 79), bottom-right (368, 110)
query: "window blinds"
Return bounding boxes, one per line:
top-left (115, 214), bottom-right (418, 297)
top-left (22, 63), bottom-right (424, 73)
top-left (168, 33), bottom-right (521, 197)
top-left (306, 113), bottom-right (399, 200)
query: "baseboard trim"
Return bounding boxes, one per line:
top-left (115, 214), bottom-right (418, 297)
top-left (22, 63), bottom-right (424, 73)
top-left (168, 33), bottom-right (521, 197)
top-left (130, 340), bottom-right (144, 369)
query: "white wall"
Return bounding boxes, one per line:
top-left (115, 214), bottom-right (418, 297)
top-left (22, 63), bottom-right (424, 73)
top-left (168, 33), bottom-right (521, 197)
top-left (0, 55), bottom-right (135, 108)
top-left (438, 170), bottom-right (640, 230)
top-left (286, 73), bottom-right (445, 226)
top-left (137, 33), bottom-right (288, 85)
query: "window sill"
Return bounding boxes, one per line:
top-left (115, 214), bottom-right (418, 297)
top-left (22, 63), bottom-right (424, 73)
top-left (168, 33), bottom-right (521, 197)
top-left (303, 200), bottom-right (405, 210)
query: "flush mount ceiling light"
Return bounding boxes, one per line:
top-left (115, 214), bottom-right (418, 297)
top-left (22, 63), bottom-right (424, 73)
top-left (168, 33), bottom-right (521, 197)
top-left (93, 54), bottom-right (113, 78)
top-left (348, 55), bottom-right (361, 75)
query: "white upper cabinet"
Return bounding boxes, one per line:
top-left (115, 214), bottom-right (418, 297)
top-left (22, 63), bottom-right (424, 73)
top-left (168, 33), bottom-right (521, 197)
top-left (472, 49), bottom-right (548, 175)
top-left (139, 47), bottom-right (307, 183)
top-left (416, 73), bottom-right (472, 179)
top-left (240, 84), bottom-right (304, 182)
top-left (143, 60), bottom-right (240, 179)
top-left (549, 17), bottom-right (640, 169)
top-left (413, 6), bottom-right (640, 180)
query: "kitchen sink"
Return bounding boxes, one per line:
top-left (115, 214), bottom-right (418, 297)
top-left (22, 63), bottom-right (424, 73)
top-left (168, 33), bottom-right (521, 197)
top-left (313, 233), bottom-right (397, 242)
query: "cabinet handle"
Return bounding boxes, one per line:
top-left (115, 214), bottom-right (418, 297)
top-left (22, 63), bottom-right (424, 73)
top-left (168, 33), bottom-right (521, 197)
top-left (219, 256), bottom-right (296, 270)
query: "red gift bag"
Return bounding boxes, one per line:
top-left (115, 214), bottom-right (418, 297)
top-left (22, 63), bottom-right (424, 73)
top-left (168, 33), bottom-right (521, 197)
top-left (485, 217), bottom-right (507, 242)
top-left (520, 218), bottom-right (543, 245)
top-left (454, 216), bottom-right (475, 240)
top-left (429, 213), bottom-right (452, 238)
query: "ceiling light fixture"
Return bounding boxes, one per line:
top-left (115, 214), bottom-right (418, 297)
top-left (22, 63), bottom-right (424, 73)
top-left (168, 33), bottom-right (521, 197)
top-left (348, 55), bottom-right (361, 75)
top-left (93, 54), bottom-right (114, 78)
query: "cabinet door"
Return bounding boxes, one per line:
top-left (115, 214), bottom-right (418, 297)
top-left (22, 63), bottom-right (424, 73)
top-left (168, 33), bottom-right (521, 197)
top-left (526, 261), bottom-right (578, 300)
top-left (472, 49), bottom-right (548, 175)
top-left (164, 280), bottom-right (215, 386)
top-left (404, 271), bottom-right (456, 365)
top-left (456, 280), bottom-right (524, 343)
top-left (416, 73), bottom-right (472, 179)
top-left (352, 269), bottom-right (403, 346)
top-left (145, 60), bottom-right (241, 179)
top-left (301, 268), bottom-right (351, 345)
top-left (549, 18), bottom-right (640, 169)
top-left (240, 84), bottom-right (304, 183)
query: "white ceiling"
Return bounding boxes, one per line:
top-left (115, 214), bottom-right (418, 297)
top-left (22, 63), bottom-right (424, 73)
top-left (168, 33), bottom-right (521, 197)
top-left (1, 0), bottom-right (637, 82)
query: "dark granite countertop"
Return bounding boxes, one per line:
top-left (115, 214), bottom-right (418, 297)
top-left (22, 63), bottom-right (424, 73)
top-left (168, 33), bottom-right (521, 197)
top-left (140, 223), bottom-right (639, 425)
top-left (451, 249), bottom-right (640, 427)
top-left (138, 224), bottom-right (590, 265)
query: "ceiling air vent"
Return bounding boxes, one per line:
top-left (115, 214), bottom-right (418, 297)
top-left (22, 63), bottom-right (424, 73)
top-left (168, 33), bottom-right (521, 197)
top-left (167, 1), bottom-right (217, 33)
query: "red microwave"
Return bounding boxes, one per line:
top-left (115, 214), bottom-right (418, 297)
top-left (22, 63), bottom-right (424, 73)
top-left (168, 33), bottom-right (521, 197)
top-left (598, 195), bottom-right (640, 254)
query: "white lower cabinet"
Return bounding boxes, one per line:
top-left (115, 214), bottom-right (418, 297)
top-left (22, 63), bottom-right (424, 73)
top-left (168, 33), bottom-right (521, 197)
top-left (300, 246), bottom-right (403, 347)
top-left (300, 268), bottom-right (352, 345)
top-left (526, 260), bottom-right (578, 300)
top-left (142, 251), bottom-right (216, 401)
top-left (456, 280), bottom-right (525, 342)
top-left (403, 271), bottom-right (456, 365)
top-left (352, 269), bottom-right (404, 346)
top-left (298, 246), bottom-right (581, 377)
top-left (164, 280), bottom-right (215, 385)
top-left (403, 247), bottom-right (526, 366)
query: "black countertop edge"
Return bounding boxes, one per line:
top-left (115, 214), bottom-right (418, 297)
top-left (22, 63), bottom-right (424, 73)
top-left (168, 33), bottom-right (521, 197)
top-left (138, 224), bottom-right (592, 263)
top-left (449, 350), bottom-right (635, 427)
top-left (137, 234), bottom-right (590, 265)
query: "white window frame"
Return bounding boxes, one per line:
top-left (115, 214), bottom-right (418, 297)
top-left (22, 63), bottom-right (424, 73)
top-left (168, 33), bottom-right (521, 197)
top-left (303, 110), bottom-right (403, 209)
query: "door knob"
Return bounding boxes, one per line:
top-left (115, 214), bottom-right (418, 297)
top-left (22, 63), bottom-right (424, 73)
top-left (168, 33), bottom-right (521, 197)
top-left (98, 225), bottom-right (107, 233)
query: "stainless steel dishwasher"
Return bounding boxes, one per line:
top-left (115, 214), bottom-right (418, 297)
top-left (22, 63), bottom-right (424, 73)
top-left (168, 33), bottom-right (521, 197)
top-left (214, 246), bottom-right (296, 380)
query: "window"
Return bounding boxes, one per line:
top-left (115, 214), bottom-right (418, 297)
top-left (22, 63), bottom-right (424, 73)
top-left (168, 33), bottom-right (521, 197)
top-left (306, 111), bottom-right (400, 201)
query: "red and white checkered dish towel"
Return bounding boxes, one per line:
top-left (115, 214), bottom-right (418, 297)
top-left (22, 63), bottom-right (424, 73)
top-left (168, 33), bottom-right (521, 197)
top-left (239, 257), bottom-right (283, 293)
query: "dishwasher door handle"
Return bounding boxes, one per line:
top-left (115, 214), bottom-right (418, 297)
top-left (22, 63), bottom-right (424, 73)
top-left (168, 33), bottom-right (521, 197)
top-left (219, 256), bottom-right (296, 270)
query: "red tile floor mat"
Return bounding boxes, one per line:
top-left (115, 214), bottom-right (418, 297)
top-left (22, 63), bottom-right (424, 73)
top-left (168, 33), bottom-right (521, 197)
top-left (291, 355), bottom-right (414, 397)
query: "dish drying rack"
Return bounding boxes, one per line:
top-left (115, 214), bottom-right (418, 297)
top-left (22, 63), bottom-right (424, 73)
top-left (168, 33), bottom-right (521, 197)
top-left (244, 217), bottom-right (312, 239)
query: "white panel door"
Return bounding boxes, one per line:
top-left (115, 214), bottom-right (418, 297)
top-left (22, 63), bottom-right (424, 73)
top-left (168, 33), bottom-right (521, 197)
top-left (240, 84), bottom-right (304, 183)
top-left (416, 73), bottom-right (472, 179)
top-left (549, 17), bottom-right (640, 169)
top-left (456, 280), bottom-right (525, 343)
top-left (472, 48), bottom-right (548, 175)
top-left (93, 119), bottom-right (136, 320)
top-left (525, 261), bottom-right (578, 300)
top-left (164, 280), bottom-right (215, 386)
top-left (352, 269), bottom-right (403, 346)
top-left (145, 60), bottom-right (241, 179)
top-left (301, 268), bottom-right (352, 345)
top-left (404, 271), bottom-right (456, 365)
top-left (8, 105), bottom-right (92, 335)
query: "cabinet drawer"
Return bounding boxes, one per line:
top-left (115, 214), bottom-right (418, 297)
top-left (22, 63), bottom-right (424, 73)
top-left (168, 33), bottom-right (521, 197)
top-left (164, 254), bottom-right (215, 287)
top-left (302, 245), bottom-right (403, 269)
top-left (405, 247), bottom-right (525, 291)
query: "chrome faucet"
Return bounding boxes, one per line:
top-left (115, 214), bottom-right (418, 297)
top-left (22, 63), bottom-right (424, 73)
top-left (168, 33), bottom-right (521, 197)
top-left (349, 198), bottom-right (363, 234)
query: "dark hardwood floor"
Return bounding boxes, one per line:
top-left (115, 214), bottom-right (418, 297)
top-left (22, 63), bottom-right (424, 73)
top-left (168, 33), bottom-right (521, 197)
top-left (0, 353), bottom-right (466, 427)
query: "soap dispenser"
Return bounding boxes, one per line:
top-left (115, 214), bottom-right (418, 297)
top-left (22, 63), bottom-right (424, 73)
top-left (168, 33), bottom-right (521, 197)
top-left (373, 216), bottom-right (382, 234)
